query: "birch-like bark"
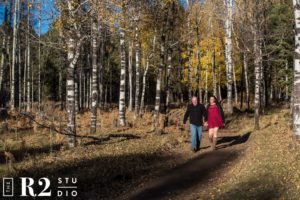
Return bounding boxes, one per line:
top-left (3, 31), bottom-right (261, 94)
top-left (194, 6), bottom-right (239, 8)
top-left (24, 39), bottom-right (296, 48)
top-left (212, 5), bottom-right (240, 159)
top-left (224, 0), bottom-right (233, 114)
top-left (0, 36), bottom-right (6, 91)
top-left (285, 61), bottom-right (289, 99)
top-left (66, 1), bottom-right (84, 147)
top-left (293, 0), bottom-right (300, 139)
top-left (26, 1), bottom-right (31, 112)
top-left (128, 41), bottom-right (133, 111)
top-left (244, 53), bottom-right (250, 109)
top-left (139, 57), bottom-right (149, 117)
top-left (233, 63), bottom-right (238, 105)
top-left (187, 17), bottom-right (192, 101)
top-left (11, 0), bottom-right (19, 110)
top-left (134, 23), bottom-right (140, 118)
top-left (38, 0), bottom-right (41, 111)
top-left (211, 19), bottom-right (217, 97)
top-left (196, 16), bottom-right (202, 103)
top-left (254, 28), bottom-right (261, 130)
top-left (165, 48), bottom-right (172, 126)
top-left (153, 32), bottom-right (165, 130)
top-left (90, 19), bottom-right (98, 134)
top-left (118, 29), bottom-right (126, 126)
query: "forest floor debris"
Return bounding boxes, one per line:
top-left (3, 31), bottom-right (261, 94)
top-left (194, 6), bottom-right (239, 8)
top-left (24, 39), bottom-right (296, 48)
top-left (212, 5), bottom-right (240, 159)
top-left (0, 107), bottom-right (299, 200)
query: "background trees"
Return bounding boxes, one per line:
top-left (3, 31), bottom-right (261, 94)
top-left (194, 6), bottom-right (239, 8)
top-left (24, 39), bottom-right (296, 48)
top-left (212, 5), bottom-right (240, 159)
top-left (0, 0), bottom-right (297, 144)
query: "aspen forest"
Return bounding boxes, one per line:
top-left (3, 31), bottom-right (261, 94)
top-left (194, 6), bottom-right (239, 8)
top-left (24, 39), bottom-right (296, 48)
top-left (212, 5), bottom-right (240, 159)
top-left (0, 0), bottom-right (299, 199)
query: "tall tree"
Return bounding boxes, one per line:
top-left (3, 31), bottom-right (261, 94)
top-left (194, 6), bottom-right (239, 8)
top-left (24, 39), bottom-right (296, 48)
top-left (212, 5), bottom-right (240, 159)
top-left (224, 0), bottom-right (233, 113)
top-left (90, 17), bottom-right (98, 134)
top-left (292, 0), bottom-right (300, 139)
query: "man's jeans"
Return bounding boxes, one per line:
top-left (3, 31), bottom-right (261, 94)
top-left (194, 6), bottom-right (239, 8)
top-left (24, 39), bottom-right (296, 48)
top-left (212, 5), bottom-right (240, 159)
top-left (190, 124), bottom-right (203, 150)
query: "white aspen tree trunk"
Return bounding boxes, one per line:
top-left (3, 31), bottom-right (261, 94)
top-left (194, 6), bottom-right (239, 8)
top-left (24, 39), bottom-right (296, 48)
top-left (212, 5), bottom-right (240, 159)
top-left (11, 0), bottom-right (19, 110)
top-left (90, 19), bottom-right (98, 134)
top-left (187, 17), bottom-right (192, 101)
top-left (285, 61), bottom-right (289, 99)
top-left (205, 51), bottom-right (208, 104)
top-left (211, 19), bottom-right (217, 97)
top-left (17, 0), bottom-right (20, 109)
top-left (134, 23), bottom-right (140, 118)
top-left (153, 32), bottom-right (165, 130)
top-left (244, 52), bottom-right (250, 109)
top-left (38, 0), bottom-right (41, 111)
top-left (233, 63), bottom-right (238, 105)
top-left (118, 29), bottom-right (126, 126)
top-left (165, 48), bottom-right (172, 126)
top-left (18, 40), bottom-right (21, 109)
top-left (23, 48), bottom-right (27, 110)
top-left (224, 0), bottom-right (233, 114)
top-left (66, 36), bottom-right (77, 147)
top-left (260, 53), bottom-right (266, 110)
top-left (0, 36), bottom-right (6, 91)
top-left (26, 1), bottom-right (31, 112)
top-left (196, 16), bottom-right (202, 103)
top-left (66, 1), bottom-right (84, 147)
top-left (254, 27), bottom-right (261, 130)
top-left (128, 41), bottom-right (133, 111)
top-left (292, 0), bottom-right (300, 139)
top-left (139, 57), bottom-right (149, 117)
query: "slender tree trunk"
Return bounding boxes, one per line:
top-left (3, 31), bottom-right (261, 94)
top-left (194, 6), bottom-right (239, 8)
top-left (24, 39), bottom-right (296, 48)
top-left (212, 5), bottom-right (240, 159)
top-left (140, 57), bottom-right (149, 117)
top-left (224, 0), bottom-right (233, 114)
top-left (90, 19), bottom-right (98, 134)
top-left (187, 17), bottom-right (192, 101)
top-left (26, 1), bottom-right (31, 112)
top-left (11, 0), bottom-right (19, 110)
top-left (233, 62), bottom-right (238, 105)
top-left (128, 41), bottom-right (133, 111)
top-left (0, 36), bottom-right (6, 91)
top-left (153, 31), bottom-right (165, 130)
top-left (204, 50), bottom-right (209, 104)
top-left (118, 29), bottom-right (126, 126)
top-left (196, 16), bottom-right (202, 103)
top-left (244, 52), bottom-right (250, 109)
top-left (38, 1), bottom-right (41, 111)
top-left (285, 60), bottom-right (289, 99)
top-left (134, 23), bottom-right (140, 118)
top-left (165, 48), bottom-right (172, 126)
top-left (293, 0), bottom-right (300, 139)
top-left (66, 1), bottom-right (84, 147)
top-left (254, 28), bottom-right (261, 130)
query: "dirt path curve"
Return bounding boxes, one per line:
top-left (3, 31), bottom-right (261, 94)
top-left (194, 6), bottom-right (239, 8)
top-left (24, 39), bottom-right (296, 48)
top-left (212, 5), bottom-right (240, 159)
top-left (124, 130), bottom-right (251, 200)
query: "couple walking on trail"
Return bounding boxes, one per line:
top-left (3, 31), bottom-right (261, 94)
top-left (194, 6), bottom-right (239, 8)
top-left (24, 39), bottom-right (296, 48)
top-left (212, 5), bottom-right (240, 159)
top-left (183, 96), bottom-right (225, 152)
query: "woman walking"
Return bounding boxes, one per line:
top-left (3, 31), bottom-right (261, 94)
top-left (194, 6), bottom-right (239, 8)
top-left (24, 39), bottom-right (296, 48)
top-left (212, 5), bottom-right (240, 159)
top-left (206, 96), bottom-right (225, 150)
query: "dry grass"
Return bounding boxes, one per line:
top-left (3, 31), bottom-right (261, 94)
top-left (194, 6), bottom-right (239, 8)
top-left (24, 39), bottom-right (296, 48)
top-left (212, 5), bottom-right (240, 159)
top-left (0, 106), bottom-right (299, 199)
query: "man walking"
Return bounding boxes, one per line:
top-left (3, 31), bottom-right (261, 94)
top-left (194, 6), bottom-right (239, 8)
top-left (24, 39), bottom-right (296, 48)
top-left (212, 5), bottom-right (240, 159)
top-left (183, 96), bottom-right (207, 152)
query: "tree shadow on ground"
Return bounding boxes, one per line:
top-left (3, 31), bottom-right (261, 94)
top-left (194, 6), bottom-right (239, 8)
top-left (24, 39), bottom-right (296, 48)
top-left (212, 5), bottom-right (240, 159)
top-left (216, 132), bottom-right (252, 150)
top-left (127, 150), bottom-right (240, 200)
top-left (216, 177), bottom-right (282, 200)
top-left (9, 150), bottom-right (173, 200)
top-left (83, 133), bottom-right (140, 146)
top-left (0, 134), bottom-right (140, 164)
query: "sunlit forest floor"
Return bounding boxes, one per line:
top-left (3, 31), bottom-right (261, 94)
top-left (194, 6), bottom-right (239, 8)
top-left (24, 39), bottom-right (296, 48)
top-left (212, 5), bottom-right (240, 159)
top-left (0, 104), bottom-right (299, 200)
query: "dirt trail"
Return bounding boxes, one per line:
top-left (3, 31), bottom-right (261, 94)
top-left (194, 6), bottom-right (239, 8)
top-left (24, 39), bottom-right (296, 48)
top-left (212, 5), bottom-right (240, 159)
top-left (124, 130), bottom-right (251, 200)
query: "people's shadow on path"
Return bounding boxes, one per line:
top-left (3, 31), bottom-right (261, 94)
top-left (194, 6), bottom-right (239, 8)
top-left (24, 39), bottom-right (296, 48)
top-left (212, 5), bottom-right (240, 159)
top-left (216, 132), bottom-right (252, 150)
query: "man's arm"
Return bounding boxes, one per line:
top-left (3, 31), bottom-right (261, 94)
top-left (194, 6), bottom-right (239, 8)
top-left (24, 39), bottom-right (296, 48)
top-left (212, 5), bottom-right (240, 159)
top-left (203, 104), bottom-right (208, 122)
top-left (183, 105), bottom-right (190, 126)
